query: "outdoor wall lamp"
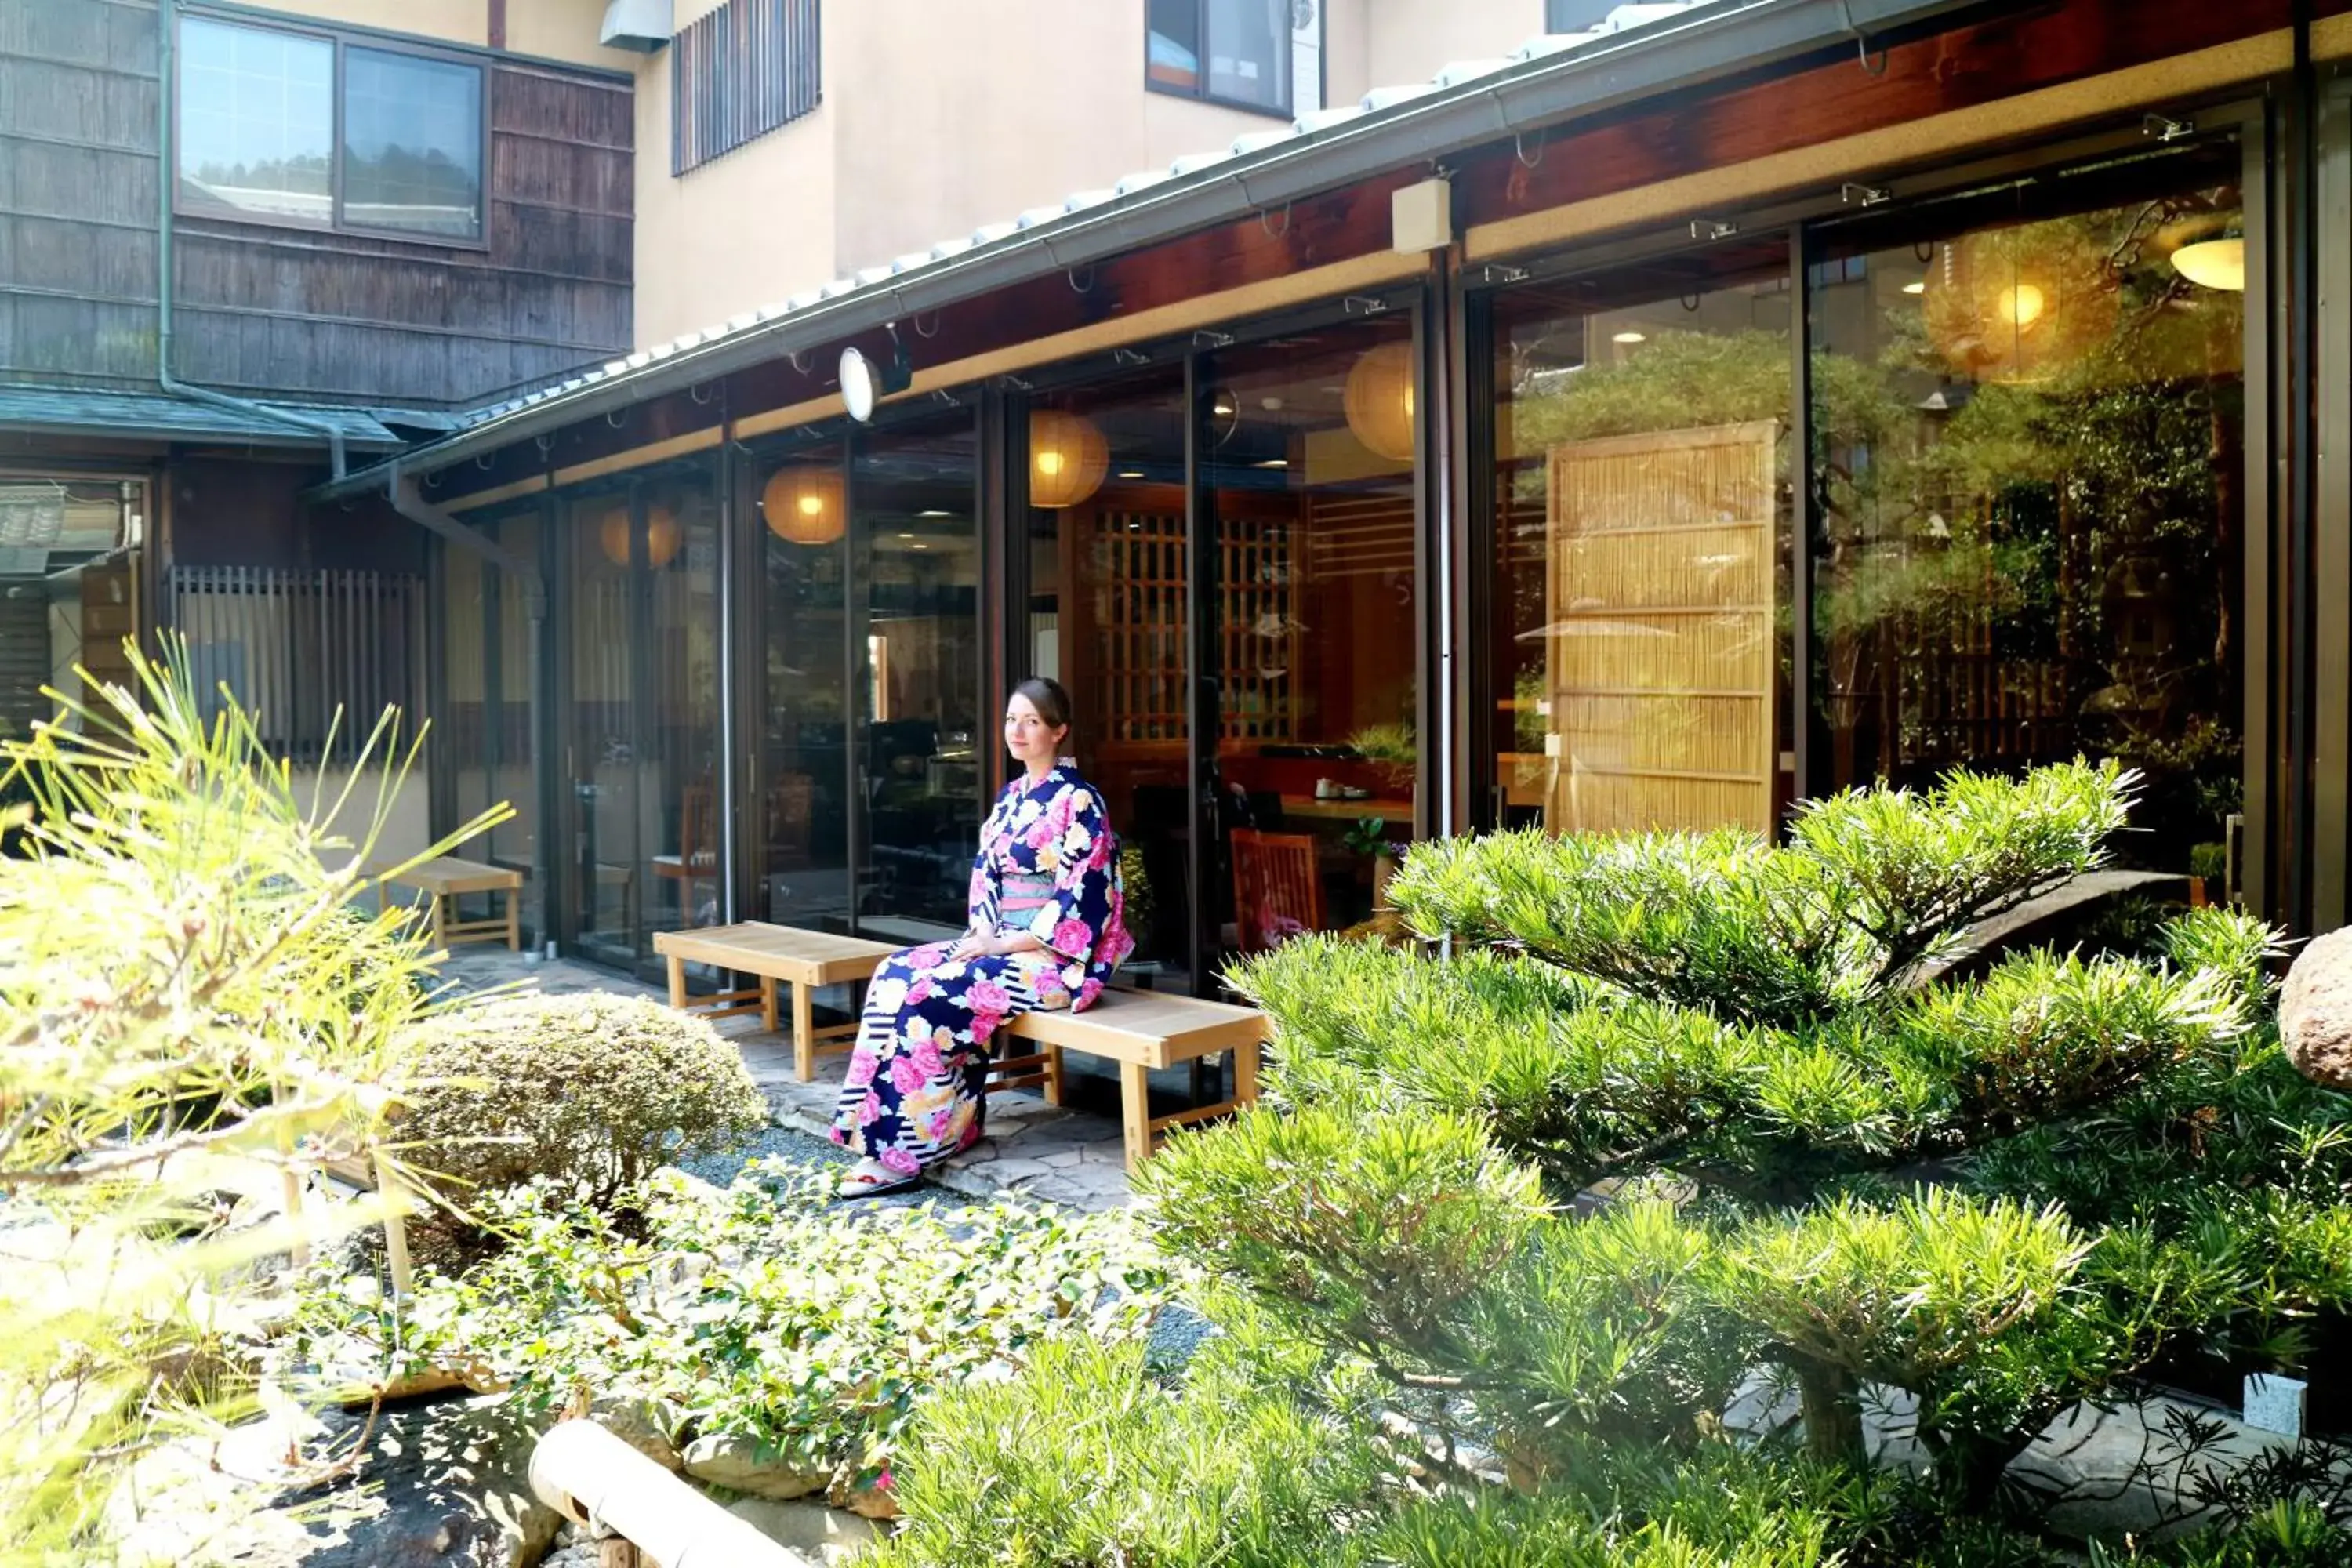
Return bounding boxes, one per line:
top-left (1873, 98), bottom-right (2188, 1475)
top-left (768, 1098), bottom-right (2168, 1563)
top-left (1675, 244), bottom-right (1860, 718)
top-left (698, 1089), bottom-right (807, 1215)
top-left (840, 328), bottom-right (913, 422)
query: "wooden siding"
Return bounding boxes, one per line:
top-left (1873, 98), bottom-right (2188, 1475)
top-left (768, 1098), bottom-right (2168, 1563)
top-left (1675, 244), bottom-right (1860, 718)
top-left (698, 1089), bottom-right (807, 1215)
top-left (1, 1), bottom-right (632, 410)
top-left (672, 0), bottom-right (822, 176)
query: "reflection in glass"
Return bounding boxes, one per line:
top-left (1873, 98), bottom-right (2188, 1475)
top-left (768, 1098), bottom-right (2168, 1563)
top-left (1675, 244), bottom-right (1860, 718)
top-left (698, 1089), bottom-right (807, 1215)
top-left (177, 18), bottom-right (333, 223)
top-left (1490, 247), bottom-right (1796, 837)
top-left (853, 420), bottom-right (982, 940)
top-left (1809, 161), bottom-right (2244, 876)
top-left (753, 442), bottom-right (851, 931)
top-left (1203, 318), bottom-right (1419, 964)
top-left (343, 47), bottom-right (482, 238)
top-left (1026, 369), bottom-right (1192, 988)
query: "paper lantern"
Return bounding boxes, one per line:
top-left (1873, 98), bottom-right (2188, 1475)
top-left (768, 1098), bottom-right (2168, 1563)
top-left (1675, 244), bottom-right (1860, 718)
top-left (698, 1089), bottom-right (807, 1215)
top-left (1343, 339), bottom-right (1417, 462)
top-left (1029, 409), bottom-right (1109, 510)
top-left (597, 503), bottom-right (681, 568)
top-left (762, 464), bottom-right (846, 545)
top-left (1921, 223), bottom-right (2116, 386)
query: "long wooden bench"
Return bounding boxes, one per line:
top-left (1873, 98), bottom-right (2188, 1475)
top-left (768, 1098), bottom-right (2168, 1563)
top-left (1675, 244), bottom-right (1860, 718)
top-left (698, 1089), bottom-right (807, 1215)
top-left (376, 856), bottom-right (523, 950)
top-left (652, 920), bottom-right (1267, 1171)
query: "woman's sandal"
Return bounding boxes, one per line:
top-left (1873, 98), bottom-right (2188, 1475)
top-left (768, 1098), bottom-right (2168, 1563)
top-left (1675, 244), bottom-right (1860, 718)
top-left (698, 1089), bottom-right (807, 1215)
top-left (836, 1159), bottom-right (923, 1200)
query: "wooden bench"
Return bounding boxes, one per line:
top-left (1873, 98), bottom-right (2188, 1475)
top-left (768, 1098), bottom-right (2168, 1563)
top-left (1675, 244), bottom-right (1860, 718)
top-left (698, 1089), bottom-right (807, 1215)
top-left (992, 991), bottom-right (1265, 1171)
top-left (377, 856), bottom-right (523, 950)
top-left (652, 920), bottom-right (1268, 1171)
top-left (654, 922), bottom-right (898, 1080)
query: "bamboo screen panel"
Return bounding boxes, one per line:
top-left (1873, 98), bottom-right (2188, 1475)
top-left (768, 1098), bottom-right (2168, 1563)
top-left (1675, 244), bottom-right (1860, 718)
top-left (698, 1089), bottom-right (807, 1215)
top-left (1087, 508), bottom-right (1301, 745)
top-left (1542, 420), bottom-right (1777, 835)
top-left (672, 0), bottom-right (822, 175)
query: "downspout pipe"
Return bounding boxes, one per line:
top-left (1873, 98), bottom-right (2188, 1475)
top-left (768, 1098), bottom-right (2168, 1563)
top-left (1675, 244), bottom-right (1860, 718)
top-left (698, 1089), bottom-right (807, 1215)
top-left (156, 0), bottom-right (348, 481)
top-left (389, 463), bottom-right (550, 934)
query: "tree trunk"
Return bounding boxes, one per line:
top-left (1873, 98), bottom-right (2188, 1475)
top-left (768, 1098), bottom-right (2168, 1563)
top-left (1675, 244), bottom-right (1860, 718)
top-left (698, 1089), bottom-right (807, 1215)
top-left (1795, 1358), bottom-right (1865, 1465)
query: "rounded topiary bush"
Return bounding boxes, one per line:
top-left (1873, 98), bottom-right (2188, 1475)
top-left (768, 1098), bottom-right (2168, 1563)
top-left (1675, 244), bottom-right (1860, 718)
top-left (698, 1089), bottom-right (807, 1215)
top-left (397, 991), bottom-right (768, 1216)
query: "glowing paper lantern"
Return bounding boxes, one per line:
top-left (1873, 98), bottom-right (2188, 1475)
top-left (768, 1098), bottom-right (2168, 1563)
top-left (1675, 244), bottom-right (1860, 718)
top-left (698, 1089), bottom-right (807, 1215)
top-left (598, 503), bottom-right (681, 568)
top-left (1921, 223), bottom-right (2116, 386)
top-left (1029, 409), bottom-right (1109, 509)
top-left (2171, 238), bottom-right (2245, 292)
top-left (762, 464), bottom-right (846, 545)
top-left (1343, 339), bottom-right (1417, 462)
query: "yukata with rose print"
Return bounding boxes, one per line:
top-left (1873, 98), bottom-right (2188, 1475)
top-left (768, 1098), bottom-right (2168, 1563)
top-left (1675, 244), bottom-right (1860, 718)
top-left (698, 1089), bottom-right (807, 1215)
top-left (829, 764), bottom-right (1133, 1174)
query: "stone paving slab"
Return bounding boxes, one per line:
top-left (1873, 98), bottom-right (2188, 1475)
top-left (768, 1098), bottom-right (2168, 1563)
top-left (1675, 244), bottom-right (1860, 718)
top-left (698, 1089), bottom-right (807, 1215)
top-left (434, 944), bottom-right (1138, 1212)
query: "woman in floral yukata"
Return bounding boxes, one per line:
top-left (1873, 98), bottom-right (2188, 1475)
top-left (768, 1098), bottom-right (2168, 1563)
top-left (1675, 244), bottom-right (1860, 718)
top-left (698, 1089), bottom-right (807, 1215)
top-left (831, 677), bottom-right (1131, 1197)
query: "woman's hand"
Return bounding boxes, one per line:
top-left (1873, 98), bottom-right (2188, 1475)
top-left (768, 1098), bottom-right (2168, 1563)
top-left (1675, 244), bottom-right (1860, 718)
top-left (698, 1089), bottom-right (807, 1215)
top-left (949, 932), bottom-right (1044, 961)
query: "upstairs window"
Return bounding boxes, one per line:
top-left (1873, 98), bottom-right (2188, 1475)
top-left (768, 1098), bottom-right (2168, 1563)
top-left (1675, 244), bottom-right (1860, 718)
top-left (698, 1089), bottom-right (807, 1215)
top-left (1149, 0), bottom-right (1321, 118)
top-left (1544, 1), bottom-right (1624, 31)
top-left (176, 13), bottom-right (484, 242)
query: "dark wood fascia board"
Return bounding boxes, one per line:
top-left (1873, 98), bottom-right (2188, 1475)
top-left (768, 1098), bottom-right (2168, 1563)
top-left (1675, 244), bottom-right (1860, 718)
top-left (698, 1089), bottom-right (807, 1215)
top-left (1454, 0), bottom-right (2309, 236)
top-left (173, 216), bottom-right (633, 285)
top-left (169, 299), bottom-right (625, 358)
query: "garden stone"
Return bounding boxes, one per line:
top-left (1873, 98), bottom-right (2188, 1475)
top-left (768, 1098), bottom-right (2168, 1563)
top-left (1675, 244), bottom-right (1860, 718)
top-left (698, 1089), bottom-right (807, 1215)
top-left (827, 1472), bottom-right (902, 1521)
top-left (2281, 925), bottom-right (2352, 1087)
top-left (589, 1392), bottom-right (684, 1472)
top-left (2007, 1394), bottom-right (2307, 1541)
top-left (112, 1391), bottom-right (560, 1568)
top-left (726, 1497), bottom-right (879, 1563)
top-left (681, 1432), bottom-right (832, 1499)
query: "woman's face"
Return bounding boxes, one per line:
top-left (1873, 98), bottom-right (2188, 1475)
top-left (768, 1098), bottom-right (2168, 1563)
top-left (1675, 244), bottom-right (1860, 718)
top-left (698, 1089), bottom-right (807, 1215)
top-left (1004, 693), bottom-right (1068, 767)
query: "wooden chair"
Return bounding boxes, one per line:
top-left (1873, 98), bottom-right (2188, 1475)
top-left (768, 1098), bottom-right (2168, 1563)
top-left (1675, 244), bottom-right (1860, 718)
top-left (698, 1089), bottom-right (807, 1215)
top-left (1230, 828), bottom-right (1324, 954)
top-left (652, 781), bottom-right (719, 927)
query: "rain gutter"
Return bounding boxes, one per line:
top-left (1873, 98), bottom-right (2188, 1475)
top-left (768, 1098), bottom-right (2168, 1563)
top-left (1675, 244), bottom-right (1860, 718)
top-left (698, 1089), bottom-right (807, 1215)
top-left (305, 0), bottom-right (1999, 503)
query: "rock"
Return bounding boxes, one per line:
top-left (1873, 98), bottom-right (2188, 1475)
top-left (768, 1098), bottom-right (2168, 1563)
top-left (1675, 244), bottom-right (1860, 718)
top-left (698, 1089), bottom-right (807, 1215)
top-left (826, 1472), bottom-right (902, 1521)
top-left (1719, 1369), bottom-right (1929, 1474)
top-left (590, 1393), bottom-right (685, 1472)
top-left (113, 1391), bottom-right (561, 1568)
top-left (2281, 927), bottom-right (2352, 1087)
top-left (727, 1497), bottom-right (880, 1563)
top-left (681, 1432), bottom-right (832, 1500)
top-left (2008, 1393), bottom-right (2337, 1541)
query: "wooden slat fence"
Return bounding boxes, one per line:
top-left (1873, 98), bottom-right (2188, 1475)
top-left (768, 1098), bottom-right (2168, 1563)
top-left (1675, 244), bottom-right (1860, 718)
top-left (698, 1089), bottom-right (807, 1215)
top-left (168, 567), bottom-right (425, 765)
top-left (672, 0), bottom-right (822, 176)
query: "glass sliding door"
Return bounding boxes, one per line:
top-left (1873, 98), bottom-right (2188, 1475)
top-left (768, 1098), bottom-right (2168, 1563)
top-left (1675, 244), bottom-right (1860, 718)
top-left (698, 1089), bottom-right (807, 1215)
top-left (556, 453), bottom-right (721, 974)
top-left (1200, 315), bottom-right (1421, 970)
top-left (749, 438), bottom-right (853, 931)
top-left (1024, 368), bottom-right (1194, 989)
top-left (1483, 240), bottom-right (1797, 841)
top-left (1806, 142), bottom-right (2247, 882)
top-left (851, 415), bottom-right (983, 942)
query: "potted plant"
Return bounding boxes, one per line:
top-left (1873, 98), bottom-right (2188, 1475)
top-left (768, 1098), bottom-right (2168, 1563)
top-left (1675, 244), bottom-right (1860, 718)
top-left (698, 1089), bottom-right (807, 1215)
top-left (1341, 816), bottom-right (1406, 910)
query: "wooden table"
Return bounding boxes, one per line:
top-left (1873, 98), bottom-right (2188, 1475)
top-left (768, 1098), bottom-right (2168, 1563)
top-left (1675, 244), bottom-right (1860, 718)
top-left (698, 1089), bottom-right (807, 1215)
top-left (377, 856), bottom-right (523, 949)
top-left (1278, 794), bottom-right (1414, 824)
top-left (653, 922), bottom-right (898, 1080)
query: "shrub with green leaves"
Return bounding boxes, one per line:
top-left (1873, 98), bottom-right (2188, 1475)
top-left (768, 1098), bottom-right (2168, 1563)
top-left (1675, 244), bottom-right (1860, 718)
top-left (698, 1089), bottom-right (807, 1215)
top-left (292, 1160), bottom-right (1175, 1498)
top-left (395, 990), bottom-right (767, 1219)
top-left (1105, 762), bottom-right (2352, 1561)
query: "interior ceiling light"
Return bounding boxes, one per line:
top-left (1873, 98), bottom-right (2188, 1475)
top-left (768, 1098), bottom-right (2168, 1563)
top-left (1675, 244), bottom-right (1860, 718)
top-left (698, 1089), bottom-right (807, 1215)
top-left (1029, 409), bottom-right (1110, 509)
top-left (760, 466), bottom-right (845, 546)
top-left (1611, 330), bottom-right (1647, 344)
top-left (1116, 470), bottom-right (1145, 479)
top-left (1902, 281), bottom-right (1927, 295)
top-left (1256, 458), bottom-right (1290, 469)
top-left (1341, 339), bottom-right (1415, 462)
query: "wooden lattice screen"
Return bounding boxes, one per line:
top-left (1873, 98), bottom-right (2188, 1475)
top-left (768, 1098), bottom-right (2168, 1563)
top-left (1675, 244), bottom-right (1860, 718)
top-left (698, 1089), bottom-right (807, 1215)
top-left (1542, 420), bottom-right (1779, 835)
top-left (1084, 507), bottom-right (1301, 746)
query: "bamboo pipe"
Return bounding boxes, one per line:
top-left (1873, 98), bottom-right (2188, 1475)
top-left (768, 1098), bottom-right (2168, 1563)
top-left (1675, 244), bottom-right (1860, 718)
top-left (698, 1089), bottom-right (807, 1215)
top-left (528, 1421), bottom-right (809, 1568)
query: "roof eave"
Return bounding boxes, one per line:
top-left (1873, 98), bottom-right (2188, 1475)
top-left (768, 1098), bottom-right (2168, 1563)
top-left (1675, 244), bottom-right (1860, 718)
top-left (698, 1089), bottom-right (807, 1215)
top-left (304, 0), bottom-right (1996, 506)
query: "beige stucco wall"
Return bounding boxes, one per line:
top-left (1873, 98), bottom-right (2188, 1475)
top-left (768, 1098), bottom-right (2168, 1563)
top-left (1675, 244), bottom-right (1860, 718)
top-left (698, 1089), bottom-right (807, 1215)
top-left (1365, 0), bottom-right (1546, 87)
top-left (244, 0), bottom-right (639, 70)
top-left (630, 0), bottom-right (837, 346)
top-left (826, 0), bottom-right (1279, 278)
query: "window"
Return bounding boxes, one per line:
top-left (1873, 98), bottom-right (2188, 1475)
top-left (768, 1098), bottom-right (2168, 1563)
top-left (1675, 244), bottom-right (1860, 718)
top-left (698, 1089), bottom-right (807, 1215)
top-left (1148, 0), bottom-right (1321, 118)
top-left (1544, 1), bottom-right (1623, 33)
top-left (176, 14), bottom-right (485, 242)
top-left (672, 0), bottom-right (822, 176)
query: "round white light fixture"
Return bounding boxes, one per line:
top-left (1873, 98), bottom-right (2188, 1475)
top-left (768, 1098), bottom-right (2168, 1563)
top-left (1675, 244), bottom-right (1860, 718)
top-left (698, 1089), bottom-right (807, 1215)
top-left (2171, 238), bottom-right (2245, 292)
top-left (839, 338), bottom-right (913, 422)
top-left (1611, 330), bottom-right (1647, 345)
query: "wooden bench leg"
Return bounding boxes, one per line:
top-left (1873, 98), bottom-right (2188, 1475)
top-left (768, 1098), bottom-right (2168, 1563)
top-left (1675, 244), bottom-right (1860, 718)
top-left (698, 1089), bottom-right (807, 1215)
top-left (1042, 1043), bottom-right (1065, 1108)
top-left (1233, 1039), bottom-right (1260, 1107)
top-left (666, 953), bottom-right (688, 1009)
top-left (505, 886), bottom-right (521, 951)
top-left (792, 982), bottom-right (816, 1083)
top-left (1119, 1061), bottom-right (1152, 1173)
top-left (760, 975), bottom-right (779, 1034)
top-left (428, 892), bottom-right (448, 949)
